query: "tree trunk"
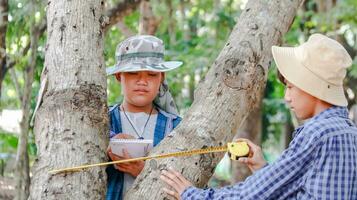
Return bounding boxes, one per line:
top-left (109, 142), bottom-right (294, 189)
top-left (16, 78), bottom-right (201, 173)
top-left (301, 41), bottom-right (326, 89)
top-left (231, 104), bottom-right (262, 183)
top-left (138, 0), bottom-right (159, 35)
top-left (166, 0), bottom-right (176, 45)
top-left (14, 2), bottom-right (40, 199)
top-left (179, 0), bottom-right (190, 41)
top-left (29, 1), bottom-right (108, 199)
top-left (0, 0), bottom-right (8, 99)
top-left (117, 21), bottom-right (135, 37)
top-left (125, 0), bottom-right (304, 199)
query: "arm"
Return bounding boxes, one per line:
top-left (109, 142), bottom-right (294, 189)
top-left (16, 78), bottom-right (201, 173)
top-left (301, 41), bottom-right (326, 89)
top-left (161, 134), bottom-right (318, 199)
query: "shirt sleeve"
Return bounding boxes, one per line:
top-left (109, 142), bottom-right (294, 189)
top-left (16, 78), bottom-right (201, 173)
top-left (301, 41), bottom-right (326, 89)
top-left (181, 129), bottom-right (320, 200)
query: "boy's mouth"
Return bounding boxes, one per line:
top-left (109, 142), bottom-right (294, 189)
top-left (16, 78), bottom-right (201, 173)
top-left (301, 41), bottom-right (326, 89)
top-left (134, 89), bottom-right (149, 93)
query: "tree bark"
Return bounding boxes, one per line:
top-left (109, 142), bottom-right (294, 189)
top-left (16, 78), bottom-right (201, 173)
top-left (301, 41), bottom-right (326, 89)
top-left (29, 1), bottom-right (108, 199)
top-left (125, 0), bottom-right (304, 199)
top-left (14, 2), bottom-right (40, 199)
top-left (0, 0), bottom-right (8, 99)
top-left (138, 0), bottom-right (159, 35)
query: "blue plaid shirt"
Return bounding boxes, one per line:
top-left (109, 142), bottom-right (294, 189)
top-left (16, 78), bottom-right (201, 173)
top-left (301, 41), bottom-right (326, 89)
top-left (182, 106), bottom-right (357, 200)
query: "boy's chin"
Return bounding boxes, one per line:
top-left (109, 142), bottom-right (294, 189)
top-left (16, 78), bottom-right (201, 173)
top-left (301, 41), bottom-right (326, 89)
top-left (130, 99), bottom-right (155, 107)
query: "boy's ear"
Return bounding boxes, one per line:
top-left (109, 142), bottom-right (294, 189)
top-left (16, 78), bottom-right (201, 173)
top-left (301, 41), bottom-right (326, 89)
top-left (115, 73), bottom-right (121, 82)
top-left (161, 72), bottom-right (165, 83)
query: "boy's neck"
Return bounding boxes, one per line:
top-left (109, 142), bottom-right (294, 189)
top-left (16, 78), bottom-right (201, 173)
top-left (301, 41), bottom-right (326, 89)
top-left (121, 101), bottom-right (157, 114)
top-left (312, 100), bottom-right (333, 117)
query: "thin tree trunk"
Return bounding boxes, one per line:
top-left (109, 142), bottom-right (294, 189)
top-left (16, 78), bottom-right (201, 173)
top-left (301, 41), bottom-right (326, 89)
top-left (179, 0), bottom-right (190, 41)
top-left (166, 0), bottom-right (176, 45)
top-left (138, 0), bottom-right (159, 35)
top-left (9, 67), bottom-right (22, 100)
top-left (0, 0), bottom-right (8, 99)
top-left (117, 21), bottom-right (135, 37)
top-left (125, 0), bottom-right (304, 199)
top-left (29, 1), bottom-right (108, 199)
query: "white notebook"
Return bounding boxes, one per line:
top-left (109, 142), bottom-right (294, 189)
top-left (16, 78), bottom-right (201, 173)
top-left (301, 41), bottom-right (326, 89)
top-left (109, 138), bottom-right (153, 158)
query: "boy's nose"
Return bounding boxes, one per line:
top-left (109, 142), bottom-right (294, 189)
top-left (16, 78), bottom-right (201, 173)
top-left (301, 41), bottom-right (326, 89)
top-left (137, 74), bottom-right (148, 85)
top-left (284, 91), bottom-right (291, 104)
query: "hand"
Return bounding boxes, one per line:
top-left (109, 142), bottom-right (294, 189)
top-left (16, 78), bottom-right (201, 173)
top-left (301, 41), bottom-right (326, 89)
top-left (107, 148), bottom-right (145, 177)
top-left (107, 133), bottom-right (135, 155)
top-left (236, 138), bottom-right (267, 173)
top-left (160, 168), bottom-right (193, 199)
top-left (107, 133), bottom-right (144, 177)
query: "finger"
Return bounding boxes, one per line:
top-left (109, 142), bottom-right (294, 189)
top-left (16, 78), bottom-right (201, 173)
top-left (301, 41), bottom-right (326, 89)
top-left (160, 173), bottom-right (179, 189)
top-left (161, 170), bottom-right (183, 185)
top-left (107, 146), bottom-right (112, 154)
top-left (116, 164), bottom-right (131, 172)
top-left (168, 168), bottom-right (187, 184)
top-left (236, 138), bottom-right (259, 151)
top-left (238, 157), bottom-right (249, 164)
top-left (162, 188), bottom-right (179, 199)
top-left (122, 148), bottom-right (132, 158)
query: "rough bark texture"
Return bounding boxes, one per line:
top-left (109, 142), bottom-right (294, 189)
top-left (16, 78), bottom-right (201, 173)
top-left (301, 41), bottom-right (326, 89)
top-left (125, 0), bottom-right (304, 199)
top-left (138, 0), bottom-right (159, 35)
top-left (14, 3), bottom-right (41, 199)
top-left (0, 0), bottom-right (8, 99)
top-left (29, 1), bottom-right (108, 199)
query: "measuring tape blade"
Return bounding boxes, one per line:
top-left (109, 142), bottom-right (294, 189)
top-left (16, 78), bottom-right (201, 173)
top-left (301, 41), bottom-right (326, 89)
top-left (49, 145), bottom-right (228, 174)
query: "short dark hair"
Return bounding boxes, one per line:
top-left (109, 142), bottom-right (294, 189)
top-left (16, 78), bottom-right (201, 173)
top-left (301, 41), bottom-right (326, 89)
top-left (277, 69), bottom-right (286, 85)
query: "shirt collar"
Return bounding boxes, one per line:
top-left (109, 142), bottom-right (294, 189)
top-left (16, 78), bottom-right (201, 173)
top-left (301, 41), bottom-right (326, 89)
top-left (292, 106), bottom-right (349, 138)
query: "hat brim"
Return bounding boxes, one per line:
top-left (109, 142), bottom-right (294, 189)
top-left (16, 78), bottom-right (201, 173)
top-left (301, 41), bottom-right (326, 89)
top-left (106, 61), bottom-right (183, 75)
top-left (272, 46), bottom-right (347, 106)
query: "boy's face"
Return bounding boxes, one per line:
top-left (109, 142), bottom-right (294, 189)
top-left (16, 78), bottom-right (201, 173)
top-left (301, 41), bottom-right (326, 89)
top-left (284, 81), bottom-right (318, 120)
top-left (116, 71), bottom-right (164, 107)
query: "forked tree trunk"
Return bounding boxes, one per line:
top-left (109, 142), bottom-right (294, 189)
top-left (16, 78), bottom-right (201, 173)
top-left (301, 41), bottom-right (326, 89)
top-left (29, 1), bottom-right (108, 199)
top-left (125, 0), bottom-right (304, 199)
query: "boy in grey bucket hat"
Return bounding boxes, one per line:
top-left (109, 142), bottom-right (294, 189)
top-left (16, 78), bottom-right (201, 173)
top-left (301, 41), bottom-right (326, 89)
top-left (106, 35), bottom-right (182, 200)
top-left (160, 34), bottom-right (357, 200)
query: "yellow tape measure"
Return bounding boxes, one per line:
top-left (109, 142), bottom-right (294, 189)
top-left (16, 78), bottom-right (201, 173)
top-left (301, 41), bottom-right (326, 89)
top-left (49, 141), bottom-right (249, 174)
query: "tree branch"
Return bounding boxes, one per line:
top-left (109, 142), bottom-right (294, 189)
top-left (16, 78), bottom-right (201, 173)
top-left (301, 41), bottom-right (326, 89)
top-left (104, 0), bottom-right (142, 32)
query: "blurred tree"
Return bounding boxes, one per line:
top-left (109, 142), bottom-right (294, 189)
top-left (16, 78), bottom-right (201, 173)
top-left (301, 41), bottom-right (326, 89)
top-left (14, 1), bottom-right (43, 199)
top-left (0, 0), bottom-right (8, 100)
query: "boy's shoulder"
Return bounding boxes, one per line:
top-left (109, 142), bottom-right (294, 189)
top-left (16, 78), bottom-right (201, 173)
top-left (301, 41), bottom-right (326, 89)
top-left (301, 114), bottom-right (356, 142)
top-left (108, 104), bottom-right (120, 113)
top-left (156, 107), bottom-right (181, 120)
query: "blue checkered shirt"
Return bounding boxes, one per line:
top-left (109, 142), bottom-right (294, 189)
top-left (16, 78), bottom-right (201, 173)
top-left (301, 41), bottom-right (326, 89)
top-left (182, 106), bottom-right (357, 200)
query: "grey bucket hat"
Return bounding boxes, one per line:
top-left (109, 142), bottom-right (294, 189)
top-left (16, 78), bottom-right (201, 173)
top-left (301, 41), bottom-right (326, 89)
top-left (106, 35), bottom-right (183, 75)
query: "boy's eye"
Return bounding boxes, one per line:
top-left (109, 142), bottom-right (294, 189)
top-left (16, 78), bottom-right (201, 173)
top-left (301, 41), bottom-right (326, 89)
top-left (148, 73), bottom-right (158, 76)
top-left (128, 72), bottom-right (138, 75)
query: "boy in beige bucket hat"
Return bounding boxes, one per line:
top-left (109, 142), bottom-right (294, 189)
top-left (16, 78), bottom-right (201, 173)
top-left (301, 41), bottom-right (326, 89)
top-left (160, 34), bottom-right (357, 200)
top-left (105, 35), bottom-right (183, 200)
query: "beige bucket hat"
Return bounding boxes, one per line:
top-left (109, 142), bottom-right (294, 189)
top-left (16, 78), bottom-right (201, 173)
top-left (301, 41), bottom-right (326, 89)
top-left (272, 33), bottom-right (352, 106)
